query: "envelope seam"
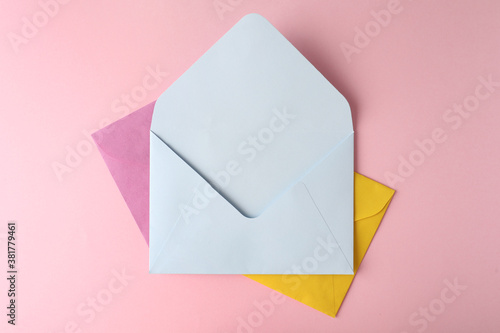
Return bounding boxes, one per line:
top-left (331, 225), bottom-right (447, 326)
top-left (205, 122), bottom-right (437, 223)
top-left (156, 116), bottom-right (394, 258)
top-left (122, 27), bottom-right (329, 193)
top-left (302, 184), bottom-right (354, 273)
top-left (149, 182), bottom-right (200, 271)
top-left (354, 191), bottom-right (395, 223)
top-left (298, 131), bottom-right (354, 185)
top-left (150, 191), bottom-right (197, 270)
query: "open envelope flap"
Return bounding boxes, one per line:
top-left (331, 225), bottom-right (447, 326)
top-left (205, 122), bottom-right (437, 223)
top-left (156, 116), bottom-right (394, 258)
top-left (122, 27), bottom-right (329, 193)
top-left (150, 13), bottom-right (353, 218)
top-left (149, 132), bottom-right (354, 274)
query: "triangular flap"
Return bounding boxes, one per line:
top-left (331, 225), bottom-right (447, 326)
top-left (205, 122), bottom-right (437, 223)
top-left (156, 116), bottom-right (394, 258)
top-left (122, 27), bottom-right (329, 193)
top-left (354, 173), bottom-right (395, 221)
top-left (151, 13), bottom-right (352, 219)
top-left (244, 176), bottom-right (394, 318)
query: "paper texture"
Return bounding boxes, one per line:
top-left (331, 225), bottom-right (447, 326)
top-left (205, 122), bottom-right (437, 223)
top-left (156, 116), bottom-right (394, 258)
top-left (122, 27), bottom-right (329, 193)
top-left (149, 13), bottom-right (353, 274)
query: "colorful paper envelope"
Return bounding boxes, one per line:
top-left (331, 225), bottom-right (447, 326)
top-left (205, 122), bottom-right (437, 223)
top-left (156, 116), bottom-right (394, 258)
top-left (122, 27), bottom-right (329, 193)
top-left (93, 101), bottom-right (394, 317)
top-left (150, 14), bottom-right (354, 275)
top-left (246, 173), bottom-right (394, 317)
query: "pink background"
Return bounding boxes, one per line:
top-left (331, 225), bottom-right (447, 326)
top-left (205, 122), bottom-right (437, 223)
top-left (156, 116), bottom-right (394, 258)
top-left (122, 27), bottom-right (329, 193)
top-left (1, 0), bottom-right (499, 332)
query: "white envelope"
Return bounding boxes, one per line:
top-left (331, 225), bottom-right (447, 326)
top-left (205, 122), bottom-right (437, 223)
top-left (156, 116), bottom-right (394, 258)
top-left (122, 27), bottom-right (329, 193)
top-left (149, 14), bottom-right (354, 274)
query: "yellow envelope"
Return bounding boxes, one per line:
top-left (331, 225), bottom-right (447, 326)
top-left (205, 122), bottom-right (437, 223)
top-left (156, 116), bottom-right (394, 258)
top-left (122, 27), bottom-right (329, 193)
top-left (245, 173), bottom-right (395, 317)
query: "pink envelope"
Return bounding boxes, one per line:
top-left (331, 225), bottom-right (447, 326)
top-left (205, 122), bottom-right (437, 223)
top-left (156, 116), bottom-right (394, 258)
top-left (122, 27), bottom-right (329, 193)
top-left (93, 101), bottom-right (155, 244)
